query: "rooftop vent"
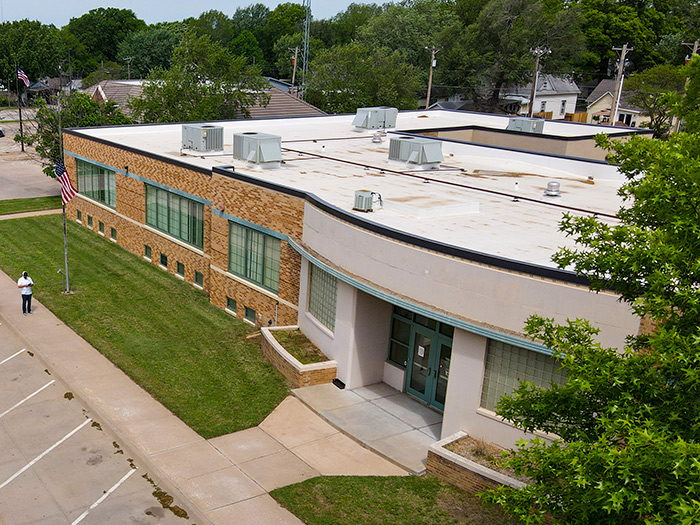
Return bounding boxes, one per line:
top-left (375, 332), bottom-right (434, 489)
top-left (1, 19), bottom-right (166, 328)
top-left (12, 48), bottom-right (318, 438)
top-left (352, 107), bottom-right (398, 129)
top-left (544, 181), bottom-right (561, 196)
top-left (388, 136), bottom-right (443, 169)
top-left (506, 117), bottom-right (544, 134)
top-left (233, 132), bottom-right (282, 168)
top-left (182, 124), bottom-right (224, 152)
top-left (353, 190), bottom-right (374, 212)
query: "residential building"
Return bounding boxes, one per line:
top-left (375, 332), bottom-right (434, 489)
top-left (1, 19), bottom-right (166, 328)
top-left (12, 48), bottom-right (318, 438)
top-left (586, 78), bottom-right (649, 127)
top-left (500, 74), bottom-right (580, 119)
top-left (63, 109), bottom-right (648, 449)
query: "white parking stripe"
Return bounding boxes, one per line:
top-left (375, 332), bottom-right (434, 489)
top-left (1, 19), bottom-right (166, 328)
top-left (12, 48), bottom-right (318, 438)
top-left (0, 349), bottom-right (25, 366)
top-left (0, 380), bottom-right (55, 420)
top-left (0, 418), bottom-right (93, 490)
top-left (71, 468), bottom-right (138, 525)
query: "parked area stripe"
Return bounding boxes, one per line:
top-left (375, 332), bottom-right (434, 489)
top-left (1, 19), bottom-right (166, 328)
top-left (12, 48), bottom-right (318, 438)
top-left (0, 418), bottom-right (93, 491)
top-left (0, 349), bottom-right (25, 366)
top-left (0, 380), bottom-right (55, 420)
top-left (71, 467), bottom-right (138, 525)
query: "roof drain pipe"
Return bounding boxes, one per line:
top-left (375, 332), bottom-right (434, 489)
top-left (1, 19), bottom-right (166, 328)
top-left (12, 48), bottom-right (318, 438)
top-left (275, 301), bottom-right (279, 327)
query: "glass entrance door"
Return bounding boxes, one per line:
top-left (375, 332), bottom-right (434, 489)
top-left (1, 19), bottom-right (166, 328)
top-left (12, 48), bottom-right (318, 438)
top-left (405, 328), bottom-right (452, 409)
top-left (406, 330), bottom-right (433, 402)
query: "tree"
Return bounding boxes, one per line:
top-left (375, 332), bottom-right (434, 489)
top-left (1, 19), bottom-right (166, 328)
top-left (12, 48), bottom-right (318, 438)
top-left (229, 30), bottom-right (264, 67)
top-left (117, 26), bottom-right (183, 79)
top-left (81, 61), bottom-right (123, 88)
top-left (128, 31), bottom-right (269, 123)
top-left (272, 33), bottom-right (324, 80)
top-left (187, 10), bottom-right (234, 47)
top-left (22, 92), bottom-right (131, 176)
top-left (306, 42), bottom-right (422, 113)
top-left (0, 20), bottom-right (63, 88)
top-left (677, 55), bottom-right (700, 134)
top-left (625, 64), bottom-right (685, 138)
top-left (481, 128), bottom-right (700, 522)
top-left (312, 3), bottom-right (384, 48)
top-left (256, 2), bottom-right (306, 67)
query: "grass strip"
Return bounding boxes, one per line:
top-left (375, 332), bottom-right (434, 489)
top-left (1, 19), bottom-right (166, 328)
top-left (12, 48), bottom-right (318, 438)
top-left (0, 215), bottom-right (289, 438)
top-left (0, 196), bottom-right (62, 216)
top-left (271, 476), bottom-right (521, 525)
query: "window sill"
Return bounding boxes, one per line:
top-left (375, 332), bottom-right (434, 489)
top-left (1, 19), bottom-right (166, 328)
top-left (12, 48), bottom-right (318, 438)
top-left (243, 318), bottom-right (256, 327)
top-left (305, 311), bottom-right (335, 339)
top-left (175, 274), bottom-right (185, 280)
top-left (225, 307), bottom-right (237, 317)
top-left (159, 265), bottom-right (168, 271)
top-left (98, 232), bottom-right (105, 236)
top-left (193, 283), bottom-right (204, 290)
top-left (143, 256), bottom-right (152, 262)
top-left (110, 238), bottom-right (117, 243)
top-left (384, 359), bottom-right (406, 371)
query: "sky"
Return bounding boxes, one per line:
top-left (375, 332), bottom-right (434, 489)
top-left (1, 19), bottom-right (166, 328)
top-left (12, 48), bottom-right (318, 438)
top-left (0, 1), bottom-right (391, 27)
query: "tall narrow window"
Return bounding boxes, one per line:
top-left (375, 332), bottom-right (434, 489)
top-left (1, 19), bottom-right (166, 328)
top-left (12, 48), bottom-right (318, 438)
top-left (228, 222), bottom-right (281, 293)
top-left (145, 184), bottom-right (204, 248)
top-left (308, 264), bottom-right (338, 331)
top-left (76, 159), bottom-right (116, 208)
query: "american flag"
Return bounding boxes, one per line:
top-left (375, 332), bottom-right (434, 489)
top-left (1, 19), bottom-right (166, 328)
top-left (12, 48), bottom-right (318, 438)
top-left (17, 67), bottom-right (30, 88)
top-left (55, 160), bottom-right (77, 205)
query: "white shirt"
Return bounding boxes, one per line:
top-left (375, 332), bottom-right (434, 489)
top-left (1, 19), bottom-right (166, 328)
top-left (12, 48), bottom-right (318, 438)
top-left (17, 276), bottom-right (33, 295)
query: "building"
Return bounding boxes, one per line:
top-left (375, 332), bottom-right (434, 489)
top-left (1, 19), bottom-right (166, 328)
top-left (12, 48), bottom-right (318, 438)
top-left (63, 109), bottom-right (649, 449)
top-left (586, 78), bottom-right (649, 127)
top-left (500, 75), bottom-right (580, 119)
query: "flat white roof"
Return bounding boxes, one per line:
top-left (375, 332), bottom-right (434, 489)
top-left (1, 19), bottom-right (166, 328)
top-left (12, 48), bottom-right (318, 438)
top-left (74, 110), bottom-right (625, 270)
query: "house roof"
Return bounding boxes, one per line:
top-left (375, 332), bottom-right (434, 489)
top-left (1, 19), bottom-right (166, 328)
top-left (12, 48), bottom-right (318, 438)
top-left (586, 79), bottom-right (642, 112)
top-left (501, 75), bottom-right (580, 98)
top-left (84, 80), bottom-right (325, 121)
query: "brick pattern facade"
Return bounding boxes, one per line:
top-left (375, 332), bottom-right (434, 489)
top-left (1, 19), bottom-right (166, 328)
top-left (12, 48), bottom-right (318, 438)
top-left (63, 133), bottom-right (306, 327)
top-left (260, 330), bottom-right (337, 388)
top-left (427, 450), bottom-right (503, 495)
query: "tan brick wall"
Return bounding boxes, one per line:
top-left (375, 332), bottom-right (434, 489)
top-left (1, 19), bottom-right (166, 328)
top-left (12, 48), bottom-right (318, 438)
top-left (427, 450), bottom-right (502, 495)
top-left (63, 134), bottom-right (306, 325)
top-left (260, 335), bottom-right (336, 387)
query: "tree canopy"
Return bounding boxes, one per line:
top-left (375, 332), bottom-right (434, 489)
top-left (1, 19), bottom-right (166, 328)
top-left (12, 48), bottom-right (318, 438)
top-left (116, 26), bottom-right (183, 79)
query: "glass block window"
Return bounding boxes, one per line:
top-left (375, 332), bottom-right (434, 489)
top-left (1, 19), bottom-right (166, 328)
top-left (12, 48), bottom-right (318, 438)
top-left (98, 221), bottom-right (104, 234)
top-left (110, 227), bottom-right (117, 241)
top-left (481, 340), bottom-right (566, 412)
top-left (144, 245), bottom-right (152, 259)
top-left (176, 262), bottom-right (185, 276)
top-left (76, 210), bottom-right (82, 222)
top-left (228, 222), bottom-right (281, 293)
top-left (308, 264), bottom-right (337, 331)
top-left (145, 184), bottom-right (204, 248)
top-left (226, 297), bottom-right (237, 313)
top-left (244, 306), bottom-right (256, 323)
top-left (76, 159), bottom-right (116, 208)
top-left (160, 253), bottom-right (168, 267)
top-left (87, 215), bottom-right (93, 227)
top-left (194, 271), bottom-right (204, 287)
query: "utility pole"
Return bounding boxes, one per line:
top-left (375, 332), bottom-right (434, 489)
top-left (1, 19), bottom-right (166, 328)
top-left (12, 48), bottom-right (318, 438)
top-left (610, 44), bottom-right (631, 126)
top-left (672, 40), bottom-right (699, 133)
top-left (424, 46), bottom-right (440, 109)
top-left (289, 46), bottom-right (299, 95)
top-left (528, 47), bottom-right (550, 117)
top-left (124, 56), bottom-right (133, 80)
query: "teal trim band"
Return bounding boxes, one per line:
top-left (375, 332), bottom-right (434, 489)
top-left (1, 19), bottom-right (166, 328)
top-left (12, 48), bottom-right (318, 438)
top-left (212, 208), bottom-right (285, 240)
top-left (286, 237), bottom-right (552, 356)
top-left (65, 151), bottom-right (212, 206)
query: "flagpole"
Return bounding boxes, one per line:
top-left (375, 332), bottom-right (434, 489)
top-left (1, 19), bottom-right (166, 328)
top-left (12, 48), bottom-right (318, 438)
top-left (57, 82), bottom-right (70, 293)
top-left (15, 63), bottom-right (24, 152)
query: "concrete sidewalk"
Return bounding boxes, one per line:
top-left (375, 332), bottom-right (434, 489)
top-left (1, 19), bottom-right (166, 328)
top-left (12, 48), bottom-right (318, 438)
top-left (0, 268), bottom-right (406, 524)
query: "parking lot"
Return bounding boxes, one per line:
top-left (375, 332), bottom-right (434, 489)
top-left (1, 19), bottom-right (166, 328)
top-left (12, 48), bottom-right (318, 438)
top-left (0, 315), bottom-right (191, 525)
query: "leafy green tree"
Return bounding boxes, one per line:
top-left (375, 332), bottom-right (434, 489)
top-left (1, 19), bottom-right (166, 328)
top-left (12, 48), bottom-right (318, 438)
top-left (625, 64), bottom-right (685, 138)
top-left (229, 30), bottom-right (264, 67)
top-left (306, 41), bottom-right (422, 113)
top-left (0, 20), bottom-right (63, 88)
top-left (482, 128), bottom-right (700, 523)
top-left (273, 33), bottom-right (324, 80)
top-left (128, 31), bottom-right (269, 123)
top-left (312, 3), bottom-right (384, 48)
top-left (23, 92), bottom-right (131, 176)
top-left (230, 3), bottom-right (270, 34)
top-left (256, 2), bottom-right (306, 67)
top-left (81, 61), bottom-right (123, 88)
top-left (63, 8), bottom-right (146, 75)
top-left (677, 55), bottom-right (700, 134)
top-left (117, 26), bottom-right (183, 78)
top-left (187, 10), bottom-right (234, 47)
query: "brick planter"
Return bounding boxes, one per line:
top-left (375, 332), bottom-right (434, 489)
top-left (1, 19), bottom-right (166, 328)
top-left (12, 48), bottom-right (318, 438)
top-left (260, 326), bottom-right (337, 388)
top-left (427, 431), bottom-right (526, 494)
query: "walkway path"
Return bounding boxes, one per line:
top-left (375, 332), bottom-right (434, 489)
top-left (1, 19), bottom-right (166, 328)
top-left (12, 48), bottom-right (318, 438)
top-left (0, 263), bottom-right (406, 525)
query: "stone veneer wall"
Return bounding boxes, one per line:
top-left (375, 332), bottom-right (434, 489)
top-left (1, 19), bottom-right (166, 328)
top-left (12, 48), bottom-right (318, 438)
top-left (63, 134), bottom-right (306, 328)
top-left (260, 327), bottom-right (337, 387)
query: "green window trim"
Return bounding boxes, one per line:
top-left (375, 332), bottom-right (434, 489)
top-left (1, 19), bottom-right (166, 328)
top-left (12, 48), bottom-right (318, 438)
top-left (76, 159), bottom-right (116, 208)
top-left (160, 253), bottom-right (168, 267)
top-left (144, 245), bottom-right (152, 259)
top-left (87, 215), bottom-right (93, 227)
top-left (110, 227), bottom-right (117, 241)
top-left (194, 271), bottom-right (204, 287)
top-left (145, 184), bottom-right (204, 249)
top-left (387, 306), bottom-right (454, 369)
top-left (176, 261), bottom-right (185, 277)
top-left (226, 297), bottom-right (237, 314)
top-left (98, 221), bottom-right (104, 234)
top-left (244, 306), bottom-right (256, 324)
top-left (228, 221), bottom-right (280, 293)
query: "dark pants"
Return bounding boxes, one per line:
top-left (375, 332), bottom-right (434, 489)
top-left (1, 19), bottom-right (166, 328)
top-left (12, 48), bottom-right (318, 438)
top-left (22, 294), bottom-right (32, 314)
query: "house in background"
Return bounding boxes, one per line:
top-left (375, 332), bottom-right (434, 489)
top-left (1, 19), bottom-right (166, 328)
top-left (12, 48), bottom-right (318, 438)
top-left (84, 79), bottom-right (325, 121)
top-left (500, 74), bottom-right (580, 119)
top-left (586, 79), bottom-right (649, 127)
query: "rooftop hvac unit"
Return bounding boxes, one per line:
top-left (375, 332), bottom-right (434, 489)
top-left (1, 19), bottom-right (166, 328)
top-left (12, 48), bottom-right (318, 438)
top-left (506, 117), bottom-right (544, 134)
top-left (181, 124), bottom-right (224, 152)
top-left (388, 136), bottom-right (443, 169)
top-left (353, 190), bottom-right (374, 212)
top-left (233, 132), bottom-right (282, 168)
top-left (352, 107), bottom-right (398, 129)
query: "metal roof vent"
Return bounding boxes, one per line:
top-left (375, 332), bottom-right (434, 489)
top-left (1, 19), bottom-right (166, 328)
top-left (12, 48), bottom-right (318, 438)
top-left (182, 124), bottom-right (224, 152)
top-left (353, 190), bottom-right (374, 212)
top-left (388, 136), bottom-right (443, 169)
top-left (544, 181), bottom-right (561, 196)
top-left (506, 117), bottom-right (544, 134)
top-left (233, 132), bottom-right (282, 168)
top-left (352, 107), bottom-right (398, 129)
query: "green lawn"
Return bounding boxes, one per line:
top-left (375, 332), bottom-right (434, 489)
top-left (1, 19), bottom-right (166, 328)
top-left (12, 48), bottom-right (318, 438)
top-left (271, 476), bottom-right (521, 525)
top-left (0, 196), bottom-right (62, 216)
top-left (0, 215), bottom-right (289, 438)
